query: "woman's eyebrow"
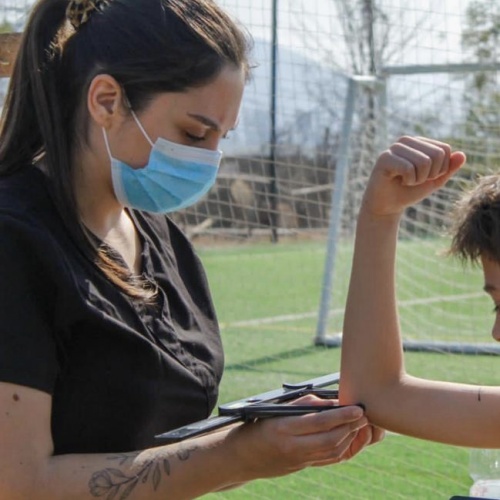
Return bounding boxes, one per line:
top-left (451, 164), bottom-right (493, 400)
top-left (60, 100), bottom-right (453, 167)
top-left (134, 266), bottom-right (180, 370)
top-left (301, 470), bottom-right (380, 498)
top-left (187, 113), bottom-right (221, 132)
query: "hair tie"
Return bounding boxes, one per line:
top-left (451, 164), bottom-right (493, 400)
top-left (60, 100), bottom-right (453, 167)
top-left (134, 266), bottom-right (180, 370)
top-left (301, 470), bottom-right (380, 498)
top-left (66, 0), bottom-right (110, 30)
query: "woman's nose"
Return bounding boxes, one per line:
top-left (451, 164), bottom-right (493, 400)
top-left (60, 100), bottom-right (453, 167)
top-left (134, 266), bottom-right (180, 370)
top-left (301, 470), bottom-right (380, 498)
top-left (201, 136), bottom-right (221, 152)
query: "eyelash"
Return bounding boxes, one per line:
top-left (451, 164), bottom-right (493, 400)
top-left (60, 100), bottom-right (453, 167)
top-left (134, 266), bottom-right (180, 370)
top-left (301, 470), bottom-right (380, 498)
top-left (185, 132), bottom-right (206, 142)
top-left (186, 132), bottom-right (232, 141)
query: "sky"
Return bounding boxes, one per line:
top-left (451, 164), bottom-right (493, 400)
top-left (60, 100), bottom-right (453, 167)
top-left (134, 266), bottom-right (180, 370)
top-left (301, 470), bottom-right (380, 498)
top-left (218, 0), bottom-right (474, 69)
top-left (215, 0), bottom-right (489, 154)
top-left (0, 0), bottom-right (475, 68)
top-left (0, 0), bottom-right (489, 155)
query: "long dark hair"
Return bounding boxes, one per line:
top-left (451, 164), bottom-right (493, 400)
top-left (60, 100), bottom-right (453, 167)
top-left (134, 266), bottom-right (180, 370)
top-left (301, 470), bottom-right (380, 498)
top-left (0, 0), bottom-right (251, 300)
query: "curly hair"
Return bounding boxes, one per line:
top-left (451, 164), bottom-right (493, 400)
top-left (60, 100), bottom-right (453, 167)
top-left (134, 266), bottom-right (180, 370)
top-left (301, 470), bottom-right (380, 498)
top-left (450, 175), bottom-right (500, 265)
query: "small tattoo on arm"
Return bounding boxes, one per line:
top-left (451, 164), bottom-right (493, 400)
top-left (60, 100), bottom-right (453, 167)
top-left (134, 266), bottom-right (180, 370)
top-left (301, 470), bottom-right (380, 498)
top-left (177, 444), bottom-right (199, 462)
top-left (478, 386), bottom-right (482, 402)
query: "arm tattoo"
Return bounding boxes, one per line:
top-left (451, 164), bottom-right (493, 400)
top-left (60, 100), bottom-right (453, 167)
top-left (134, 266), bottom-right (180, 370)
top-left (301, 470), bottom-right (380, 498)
top-left (88, 453), bottom-right (170, 499)
top-left (88, 446), bottom-right (199, 498)
top-left (176, 444), bottom-right (199, 462)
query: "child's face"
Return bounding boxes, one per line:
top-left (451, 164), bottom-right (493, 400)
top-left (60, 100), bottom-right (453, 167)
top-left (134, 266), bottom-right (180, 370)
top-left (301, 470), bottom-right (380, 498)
top-left (481, 255), bottom-right (500, 341)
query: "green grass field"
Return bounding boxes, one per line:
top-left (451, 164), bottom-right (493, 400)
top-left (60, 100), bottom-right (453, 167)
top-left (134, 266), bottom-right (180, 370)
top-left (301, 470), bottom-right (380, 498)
top-left (194, 238), bottom-right (499, 499)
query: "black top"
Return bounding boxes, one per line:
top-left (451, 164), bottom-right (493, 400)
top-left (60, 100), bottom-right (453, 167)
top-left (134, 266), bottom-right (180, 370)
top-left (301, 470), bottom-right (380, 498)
top-left (0, 166), bottom-right (224, 454)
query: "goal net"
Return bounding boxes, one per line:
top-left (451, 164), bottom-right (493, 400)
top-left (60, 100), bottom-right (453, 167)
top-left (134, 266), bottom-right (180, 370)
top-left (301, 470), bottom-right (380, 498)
top-left (178, 0), bottom-right (500, 354)
top-left (193, 1), bottom-right (498, 498)
top-left (2, 0), bottom-right (500, 498)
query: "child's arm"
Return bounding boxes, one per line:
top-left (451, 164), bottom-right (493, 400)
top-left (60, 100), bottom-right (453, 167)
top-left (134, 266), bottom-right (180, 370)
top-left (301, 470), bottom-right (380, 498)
top-left (338, 137), bottom-right (500, 448)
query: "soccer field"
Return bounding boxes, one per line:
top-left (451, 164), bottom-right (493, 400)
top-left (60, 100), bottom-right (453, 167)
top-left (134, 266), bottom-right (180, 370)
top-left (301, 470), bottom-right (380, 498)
top-left (196, 238), bottom-right (498, 499)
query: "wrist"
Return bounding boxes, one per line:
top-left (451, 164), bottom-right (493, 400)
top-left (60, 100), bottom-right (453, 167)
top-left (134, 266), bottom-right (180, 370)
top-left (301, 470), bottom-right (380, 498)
top-left (194, 425), bottom-right (251, 486)
top-left (358, 204), bottom-right (403, 227)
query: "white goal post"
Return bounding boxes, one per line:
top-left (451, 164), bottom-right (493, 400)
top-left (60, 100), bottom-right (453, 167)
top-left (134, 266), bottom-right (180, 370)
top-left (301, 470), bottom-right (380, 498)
top-left (314, 61), bottom-right (500, 353)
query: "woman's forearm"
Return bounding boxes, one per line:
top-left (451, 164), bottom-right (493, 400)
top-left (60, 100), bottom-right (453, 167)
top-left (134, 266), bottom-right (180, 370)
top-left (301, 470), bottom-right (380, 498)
top-left (0, 380), bottom-right (376, 500)
top-left (11, 431), bottom-right (243, 500)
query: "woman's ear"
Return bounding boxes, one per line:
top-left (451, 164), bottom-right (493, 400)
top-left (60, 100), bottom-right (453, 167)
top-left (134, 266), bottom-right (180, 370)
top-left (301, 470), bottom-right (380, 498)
top-left (87, 74), bottom-right (127, 129)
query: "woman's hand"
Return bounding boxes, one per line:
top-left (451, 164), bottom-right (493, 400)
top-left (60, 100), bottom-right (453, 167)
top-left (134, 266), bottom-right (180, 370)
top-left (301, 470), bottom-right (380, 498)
top-left (288, 394), bottom-right (385, 462)
top-left (338, 422), bottom-right (385, 463)
top-left (225, 397), bottom-right (372, 480)
top-left (362, 136), bottom-right (467, 218)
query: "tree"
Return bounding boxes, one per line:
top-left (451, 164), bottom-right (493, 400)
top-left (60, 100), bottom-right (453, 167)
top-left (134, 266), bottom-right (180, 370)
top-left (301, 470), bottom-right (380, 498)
top-left (297, 0), bottom-right (418, 231)
top-left (461, 0), bottom-right (500, 173)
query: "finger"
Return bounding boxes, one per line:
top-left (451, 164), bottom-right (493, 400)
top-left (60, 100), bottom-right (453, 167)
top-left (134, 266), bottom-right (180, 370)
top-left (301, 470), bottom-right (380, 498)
top-left (389, 143), bottom-right (433, 185)
top-left (289, 395), bottom-right (337, 406)
top-left (377, 149), bottom-right (418, 186)
top-left (433, 151), bottom-right (467, 188)
top-left (450, 151), bottom-right (467, 170)
top-left (317, 425), bottom-right (385, 464)
top-left (279, 406), bottom-right (365, 436)
top-left (309, 431), bottom-right (364, 467)
top-left (307, 427), bottom-right (365, 465)
top-left (395, 137), bottom-right (448, 183)
top-left (292, 412), bottom-right (367, 439)
top-left (292, 425), bottom-right (362, 464)
top-left (414, 136), bottom-right (452, 177)
top-left (416, 138), bottom-right (466, 176)
top-left (341, 425), bottom-right (373, 460)
top-left (369, 425), bottom-right (386, 445)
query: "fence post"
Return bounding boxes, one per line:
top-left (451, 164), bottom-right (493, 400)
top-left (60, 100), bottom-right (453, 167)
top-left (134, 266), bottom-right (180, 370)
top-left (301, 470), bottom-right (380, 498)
top-left (314, 76), bottom-right (358, 346)
top-left (268, 0), bottom-right (279, 243)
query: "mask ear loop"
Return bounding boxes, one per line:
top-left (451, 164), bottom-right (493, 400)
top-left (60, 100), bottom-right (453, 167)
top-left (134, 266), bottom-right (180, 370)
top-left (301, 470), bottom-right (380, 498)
top-left (101, 116), bottom-right (153, 162)
top-left (129, 109), bottom-right (155, 147)
top-left (121, 92), bottom-right (155, 148)
top-left (121, 88), bottom-right (155, 147)
top-left (102, 128), bottom-right (113, 160)
top-left (102, 90), bottom-right (154, 157)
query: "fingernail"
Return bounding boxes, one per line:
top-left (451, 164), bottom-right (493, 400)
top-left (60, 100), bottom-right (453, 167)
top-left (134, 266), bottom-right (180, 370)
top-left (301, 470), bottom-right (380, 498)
top-left (351, 406), bottom-right (364, 418)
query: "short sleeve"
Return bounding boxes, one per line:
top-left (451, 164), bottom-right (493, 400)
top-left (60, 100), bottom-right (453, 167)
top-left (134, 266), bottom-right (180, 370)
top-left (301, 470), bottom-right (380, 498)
top-left (0, 217), bottom-right (58, 394)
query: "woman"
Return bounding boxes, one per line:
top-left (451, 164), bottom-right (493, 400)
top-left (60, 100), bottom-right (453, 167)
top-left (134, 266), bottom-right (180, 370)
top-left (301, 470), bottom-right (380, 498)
top-left (0, 0), bottom-right (379, 498)
top-left (339, 135), bottom-right (500, 448)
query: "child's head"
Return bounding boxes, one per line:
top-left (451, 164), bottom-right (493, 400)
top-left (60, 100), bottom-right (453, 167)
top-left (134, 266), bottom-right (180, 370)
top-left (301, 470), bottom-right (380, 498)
top-left (450, 175), bottom-right (500, 265)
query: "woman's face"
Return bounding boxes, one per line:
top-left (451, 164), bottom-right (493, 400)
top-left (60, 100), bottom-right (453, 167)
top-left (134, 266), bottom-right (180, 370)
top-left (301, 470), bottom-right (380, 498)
top-left (107, 64), bottom-right (246, 167)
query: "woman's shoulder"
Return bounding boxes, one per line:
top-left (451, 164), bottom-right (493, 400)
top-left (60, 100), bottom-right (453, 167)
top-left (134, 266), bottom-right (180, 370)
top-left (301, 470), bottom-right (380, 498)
top-left (0, 165), bottom-right (55, 219)
top-left (0, 166), bottom-right (66, 251)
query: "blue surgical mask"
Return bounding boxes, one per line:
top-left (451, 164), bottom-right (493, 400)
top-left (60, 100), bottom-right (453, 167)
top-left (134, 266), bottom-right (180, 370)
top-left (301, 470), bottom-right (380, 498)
top-left (102, 111), bottom-right (222, 213)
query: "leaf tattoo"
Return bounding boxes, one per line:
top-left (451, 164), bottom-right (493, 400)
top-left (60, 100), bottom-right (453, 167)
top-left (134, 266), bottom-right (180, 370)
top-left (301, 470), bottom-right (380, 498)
top-left (177, 444), bottom-right (199, 462)
top-left (88, 456), bottom-right (171, 499)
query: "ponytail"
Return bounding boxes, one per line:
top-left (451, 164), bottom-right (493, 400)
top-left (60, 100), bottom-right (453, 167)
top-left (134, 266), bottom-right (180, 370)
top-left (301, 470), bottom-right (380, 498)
top-left (0, 0), bottom-right (68, 176)
top-left (0, 0), bottom-right (250, 302)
